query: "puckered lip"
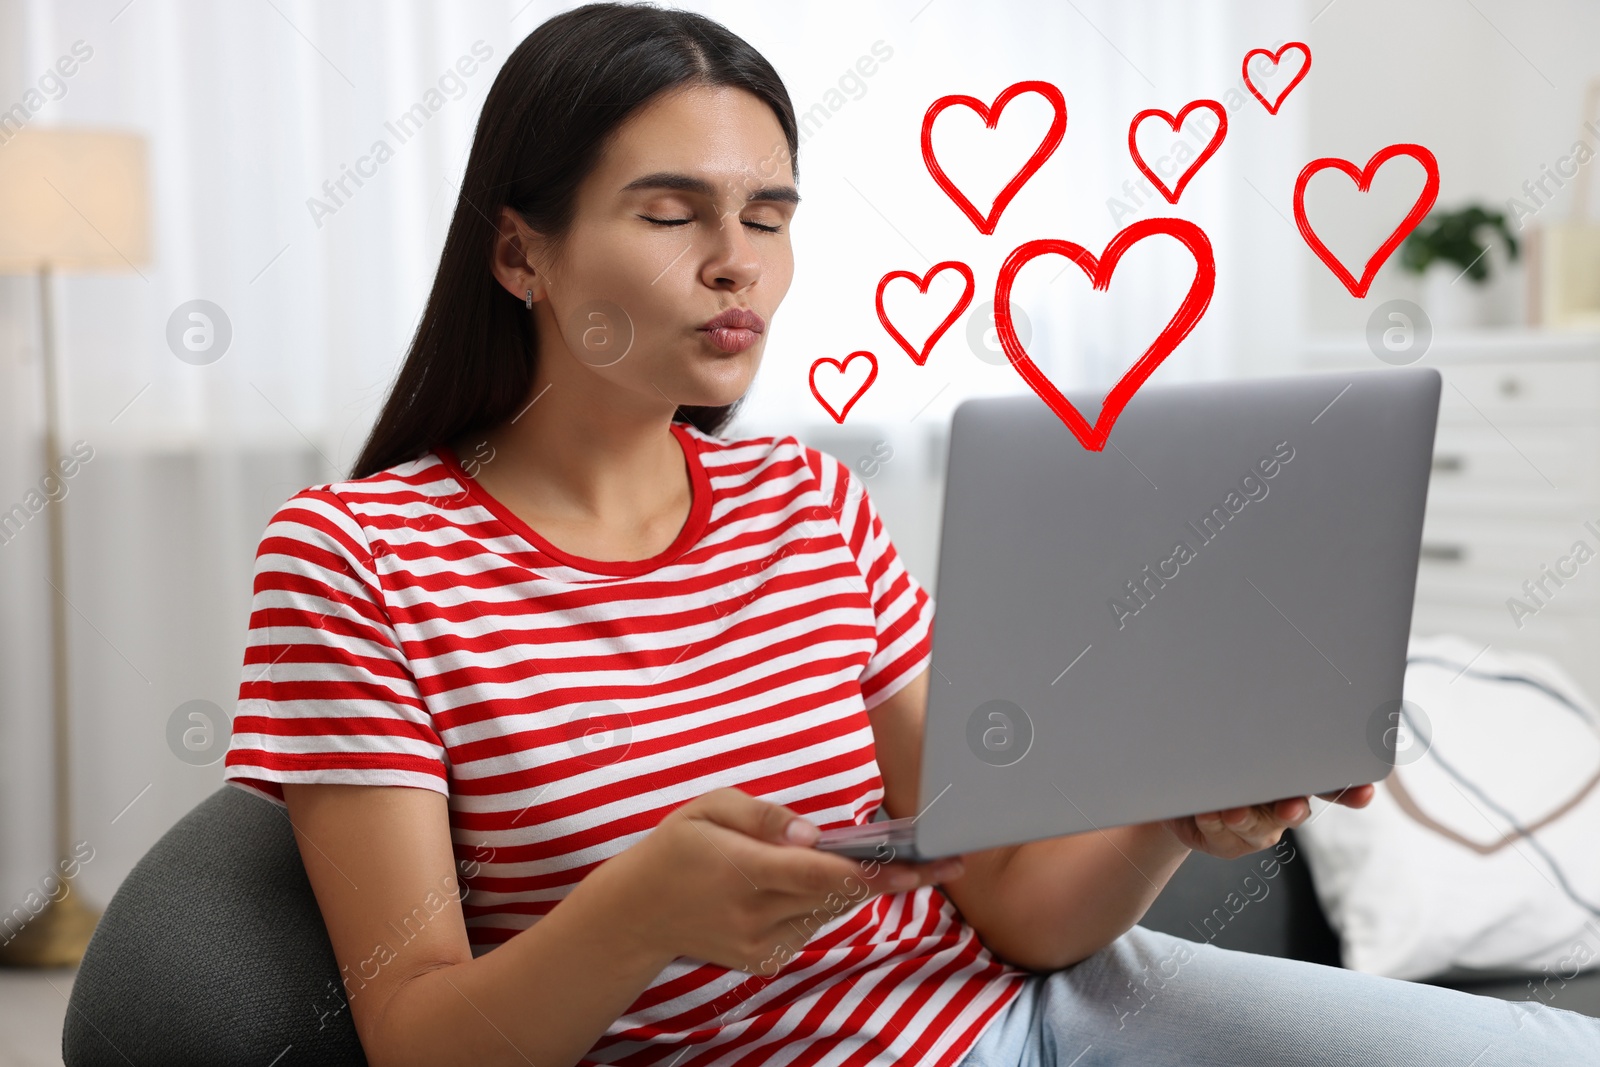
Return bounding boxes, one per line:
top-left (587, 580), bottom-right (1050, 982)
top-left (699, 307), bottom-right (766, 333)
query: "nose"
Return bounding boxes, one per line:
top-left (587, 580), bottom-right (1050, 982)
top-left (700, 209), bottom-right (762, 291)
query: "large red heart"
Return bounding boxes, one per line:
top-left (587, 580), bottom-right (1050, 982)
top-left (809, 351), bottom-right (878, 424)
top-left (876, 260), bottom-right (975, 366)
top-left (993, 217), bottom-right (1216, 452)
top-left (1385, 651), bottom-right (1600, 854)
top-left (1293, 143), bottom-right (1440, 299)
top-left (921, 80), bottom-right (1067, 235)
top-left (1128, 99), bottom-right (1228, 204)
top-left (1242, 42), bottom-right (1311, 115)
top-left (1387, 765), bottom-right (1600, 855)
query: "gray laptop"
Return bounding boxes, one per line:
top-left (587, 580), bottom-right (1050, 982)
top-left (815, 367), bottom-right (1441, 862)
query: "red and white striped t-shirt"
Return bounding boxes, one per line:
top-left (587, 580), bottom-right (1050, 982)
top-left (224, 419), bottom-right (1028, 1066)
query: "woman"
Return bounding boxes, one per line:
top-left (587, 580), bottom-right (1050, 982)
top-left (222, 4), bottom-right (1600, 1065)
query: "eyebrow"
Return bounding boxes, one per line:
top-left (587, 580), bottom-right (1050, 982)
top-left (619, 171), bottom-right (801, 206)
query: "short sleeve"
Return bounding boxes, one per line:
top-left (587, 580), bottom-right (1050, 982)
top-left (223, 488), bottom-right (449, 809)
top-left (801, 444), bottom-right (934, 710)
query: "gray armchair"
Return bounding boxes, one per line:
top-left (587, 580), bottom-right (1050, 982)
top-left (64, 786), bottom-right (366, 1065)
top-left (64, 786), bottom-right (1600, 1064)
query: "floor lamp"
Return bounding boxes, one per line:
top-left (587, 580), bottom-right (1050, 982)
top-left (0, 128), bottom-right (149, 967)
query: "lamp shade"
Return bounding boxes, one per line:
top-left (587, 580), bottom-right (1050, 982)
top-left (0, 127), bottom-right (149, 273)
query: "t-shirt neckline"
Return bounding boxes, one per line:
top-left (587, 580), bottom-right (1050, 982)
top-left (433, 421), bottom-right (712, 577)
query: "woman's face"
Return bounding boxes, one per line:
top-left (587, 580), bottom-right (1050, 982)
top-left (515, 84), bottom-right (798, 416)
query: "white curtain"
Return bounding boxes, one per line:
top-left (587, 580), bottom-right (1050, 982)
top-left (0, 0), bottom-right (1306, 911)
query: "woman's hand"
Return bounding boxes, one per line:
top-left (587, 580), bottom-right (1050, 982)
top-left (588, 787), bottom-right (964, 975)
top-left (1156, 783), bottom-right (1377, 860)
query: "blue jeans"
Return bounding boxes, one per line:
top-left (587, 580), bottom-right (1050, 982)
top-left (958, 924), bottom-right (1600, 1066)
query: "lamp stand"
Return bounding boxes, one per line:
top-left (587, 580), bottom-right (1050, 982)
top-left (0, 265), bottom-right (102, 967)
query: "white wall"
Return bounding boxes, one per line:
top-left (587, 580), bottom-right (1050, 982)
top-left (1303, 0), bottom-right (1600, 332)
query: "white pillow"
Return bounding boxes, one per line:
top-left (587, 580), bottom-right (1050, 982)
top-left (1294, 633), bottom-right (1600, 981)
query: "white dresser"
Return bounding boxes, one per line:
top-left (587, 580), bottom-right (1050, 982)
top-left (1304, 328), bottom-right (1600, 701)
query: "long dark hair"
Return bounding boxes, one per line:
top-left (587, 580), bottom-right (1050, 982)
top-left (352, 2), bottom-right (798, 480)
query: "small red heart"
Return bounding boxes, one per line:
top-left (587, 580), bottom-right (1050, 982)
top-left (809, 351), bottom-right (878, 424)
top-left (993, 217), bottom-right (1216, 452)
top-left (876, 260), bottom-right (976, 367)
top-left (921, 80), bottom-right (1067, 235)
top-left (1293, 143), bottom-right (1440, 299)
top-left (1242, 42), bottom-right (1311, 115)
top-left (1128, 100), bottom-right (1228, 204)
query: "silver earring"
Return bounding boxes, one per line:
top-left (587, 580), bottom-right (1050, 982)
top-left (524, 288), bottom-right (533, 309)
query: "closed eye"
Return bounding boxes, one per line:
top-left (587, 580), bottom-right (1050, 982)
top-left (639, 214), bottom-right (783, 234)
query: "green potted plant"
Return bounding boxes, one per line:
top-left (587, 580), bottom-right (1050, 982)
top-left (1399, 204), bottom-right (1521, 328)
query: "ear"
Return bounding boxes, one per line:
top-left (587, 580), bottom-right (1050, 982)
top-left (490, 206), bottom-right (553, 304)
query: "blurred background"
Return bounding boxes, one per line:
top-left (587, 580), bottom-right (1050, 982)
top-left (5, 0), bottom-right (1600, 1059)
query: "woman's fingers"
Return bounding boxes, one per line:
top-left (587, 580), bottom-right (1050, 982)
top-left (1310, 782), bottom-right (1376, 806)
top-left (1179, 784), bottom-right (1380, 858)
top-left (1187, 803), bottom-right (1287, 853)
top-left (1272, 797), bottom-right (1310, 823)
top-left (738, 835), bottom-right (964, 899)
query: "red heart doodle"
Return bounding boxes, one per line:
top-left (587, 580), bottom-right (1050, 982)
top-left (1293, 143), bottom-right (1440, 299)
top-left (1128, 100), bottom-right (1228, 204)
top-left (875, 260), bottom-right (976, 367)
top-left (1242, 42), bottom-right (1311, 115)
top-left (809, 351), bottom-right (879, 424)
top-left (993, 217), bottom-right (1216, 452)
top-left (921, 80), bottom-right (1067, 236)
